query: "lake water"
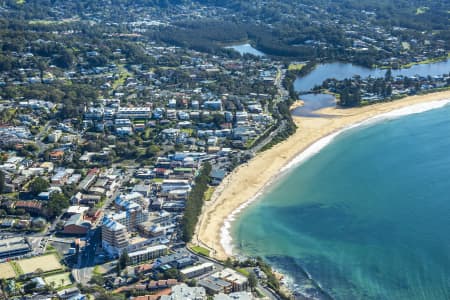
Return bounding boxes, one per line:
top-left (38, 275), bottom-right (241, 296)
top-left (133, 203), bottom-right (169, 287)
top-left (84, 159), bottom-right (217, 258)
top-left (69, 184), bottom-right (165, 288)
top-left (292, 60), bottom-right (450, 116)
top-left (233, 103), bottom-right (450, 299)
top-left (294, 60), bottom-right (450, 92)
top-left (226, 43), bottom-right (266, 56)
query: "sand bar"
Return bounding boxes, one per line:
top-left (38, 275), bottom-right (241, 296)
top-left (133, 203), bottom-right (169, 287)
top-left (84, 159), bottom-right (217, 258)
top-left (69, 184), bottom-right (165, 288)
top-left (194, 90), bottom-right (450, 260)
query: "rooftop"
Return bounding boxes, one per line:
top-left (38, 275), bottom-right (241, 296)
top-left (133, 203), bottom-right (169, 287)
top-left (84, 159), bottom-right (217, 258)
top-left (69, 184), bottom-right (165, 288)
top-left (0, 237), bottom-right (31, 256)
top-left (67, 205), bottom-right (90, 215)
top-left (103, 217), bottom-right (126, 231)
top-left (211, 268), bottom-right (248, 285)
top-left (129, 245), bottom-right (168, 258)
top-left (160, 283), bottom-right (206, 300)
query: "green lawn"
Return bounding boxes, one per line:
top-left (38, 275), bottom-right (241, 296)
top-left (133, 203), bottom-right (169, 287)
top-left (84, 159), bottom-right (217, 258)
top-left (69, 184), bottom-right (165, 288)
top-left (45, 243), bottom-right (57, 253)
top-left (255, 287), bottom-right (266, 298)
top-left (10, 261), bottom-right (23, 276)
top-left (112, 65), bottom-right (131, 89)
top-left (44, 272), bottom-right (72, 289)
top-left (237, 268), bottom-right (250, 277)
top-left (94, 197), bottom-right (106, 209)
top-left (401, 42), bottom-right (410, 50)
top-left (181, 128), bottom-right (194, 136)
top-left (191, 246), bottom-right (210, 257)
top-left (288, 63), bottom-right (305, 71)
top-left (416, 7), bottom-right (429, 15)
top-left (203, 186), bottom-right (215, 201)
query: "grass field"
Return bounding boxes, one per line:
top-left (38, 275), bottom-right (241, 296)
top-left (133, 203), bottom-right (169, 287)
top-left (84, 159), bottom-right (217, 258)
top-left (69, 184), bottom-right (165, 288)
top-left (416, 6), bottom-right (429, 15)
top-left (112, 65), bottom-right (131, 89)
top-left (288, 63), bottom-right (306, 71)
top-left (203, 187), bottom-right (215, 201)
top-left (44, 272), bottom-right (72, 289)
top-left (17, 254), bottom-right (62, 274)
top-left (0, 262), bottom-right (17, 279)
top-left (237, 268), bottom-right (250, 277)
top-left (401, 42), bottom-right (411, 50)
top-left (190, 246), bottom-right (210, 257)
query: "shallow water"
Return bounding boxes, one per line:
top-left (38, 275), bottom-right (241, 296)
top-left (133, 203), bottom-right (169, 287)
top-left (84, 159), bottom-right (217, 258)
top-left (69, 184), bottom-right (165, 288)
top-left (292, 93), bottom-right (336, 117)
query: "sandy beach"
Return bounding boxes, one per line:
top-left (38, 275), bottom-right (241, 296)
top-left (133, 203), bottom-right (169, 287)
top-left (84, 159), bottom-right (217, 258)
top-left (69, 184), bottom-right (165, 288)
top-left (194, 90), bottom-right (450, 260)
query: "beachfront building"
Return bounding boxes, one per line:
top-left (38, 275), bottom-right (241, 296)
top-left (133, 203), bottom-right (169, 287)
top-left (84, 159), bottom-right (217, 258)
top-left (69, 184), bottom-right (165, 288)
top-left (181, 262), bottom-right (214, 278)
top-left (211, 268), bottom-right (249, 292)
top-left (198, 277), bottom-right (233, 295)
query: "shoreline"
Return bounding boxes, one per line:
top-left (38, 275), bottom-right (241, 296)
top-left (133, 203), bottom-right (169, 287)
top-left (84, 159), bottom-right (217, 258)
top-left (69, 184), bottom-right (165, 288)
top-left (194, 90), bottom-right (450, 261)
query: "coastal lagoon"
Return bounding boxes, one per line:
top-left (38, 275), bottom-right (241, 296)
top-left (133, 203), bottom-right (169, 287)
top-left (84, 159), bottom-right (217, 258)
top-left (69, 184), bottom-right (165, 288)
top-left (294, 60), bottom-right (450, 92)
top-left (232, 103), bottom-right (450, 299)
top-left (292, 93), bottom-right (336, 117)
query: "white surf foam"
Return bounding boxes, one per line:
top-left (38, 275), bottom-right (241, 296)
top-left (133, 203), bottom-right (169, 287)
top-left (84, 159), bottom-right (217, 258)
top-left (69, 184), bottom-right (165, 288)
top-left (220, 98), bottom-right (450, 256)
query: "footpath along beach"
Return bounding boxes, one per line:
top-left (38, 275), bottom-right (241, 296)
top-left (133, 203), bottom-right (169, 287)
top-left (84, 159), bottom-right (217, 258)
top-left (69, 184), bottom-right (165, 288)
top-left (194, 90), bottom-right (450, 260)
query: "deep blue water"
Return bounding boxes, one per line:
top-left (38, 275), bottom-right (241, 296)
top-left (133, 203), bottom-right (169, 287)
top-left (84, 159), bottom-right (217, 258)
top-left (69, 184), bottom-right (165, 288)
top-left (233, 104), bottom-right (450, 300)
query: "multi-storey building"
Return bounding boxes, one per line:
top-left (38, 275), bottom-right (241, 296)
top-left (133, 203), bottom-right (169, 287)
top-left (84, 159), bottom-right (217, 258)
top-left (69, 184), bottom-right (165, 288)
top-left (128, 245), bottom-right (168, 265)
top-left (101, 218), bottom-right (129, 257)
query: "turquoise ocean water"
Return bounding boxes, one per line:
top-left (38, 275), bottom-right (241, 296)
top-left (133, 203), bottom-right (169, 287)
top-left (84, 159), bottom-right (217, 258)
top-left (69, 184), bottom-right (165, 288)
top-left (233, 104), bottom-right (450, 300)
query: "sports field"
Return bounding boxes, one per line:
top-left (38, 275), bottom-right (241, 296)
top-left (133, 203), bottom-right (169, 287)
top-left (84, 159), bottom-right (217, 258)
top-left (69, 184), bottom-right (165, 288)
top-left (17, 254), bottom-right (62, 274)
top-left (0, 262), bottom-right (16, 279)
top-left (44, 272), bottom-right (72, 288)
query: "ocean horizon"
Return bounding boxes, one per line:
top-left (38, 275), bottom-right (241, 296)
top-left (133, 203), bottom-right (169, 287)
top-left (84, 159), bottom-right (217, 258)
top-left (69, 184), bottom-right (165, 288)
top-left (228, 99), bottom-right (450, 299)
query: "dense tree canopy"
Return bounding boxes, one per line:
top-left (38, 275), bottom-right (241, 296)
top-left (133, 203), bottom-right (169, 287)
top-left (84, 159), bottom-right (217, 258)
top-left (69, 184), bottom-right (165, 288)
top-left (181, 162), bottom-right (211, 242)
top-left (29, 177), bottom-right (50, 195)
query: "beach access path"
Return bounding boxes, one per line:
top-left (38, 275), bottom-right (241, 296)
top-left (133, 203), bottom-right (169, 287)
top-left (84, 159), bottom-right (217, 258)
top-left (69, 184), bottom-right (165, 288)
top-left (194, 90), bottom-right (450, 260)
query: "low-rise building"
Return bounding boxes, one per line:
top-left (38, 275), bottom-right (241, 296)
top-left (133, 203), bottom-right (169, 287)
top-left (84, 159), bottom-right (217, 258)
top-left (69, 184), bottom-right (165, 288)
top-left (160, 283), bottom-right (206, 300)
top-left (78, 173), bottom-right (97, 192)
top-left (148, 279), bottom-right (178, 290)
top-left (117, 107), bottom-right (152, 119)
top-left (199, 277), bottom-right (233, 295)
top-left (211, 268), bottom-right (248, 292)
top-left (62, 213), bottom-right (91, 235)
top-left (48, 130), bottom-right (62, 143)
top-left (0, 237), bottom-right (31, 258)
top-left (128, 245), bottom-right (168, 265)
top-left (15, 201), bottom-right (43, 215)
top-left (180, 262), bottom-right (214, 278)
top-left (214, 292), bottom-right (255, 300)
